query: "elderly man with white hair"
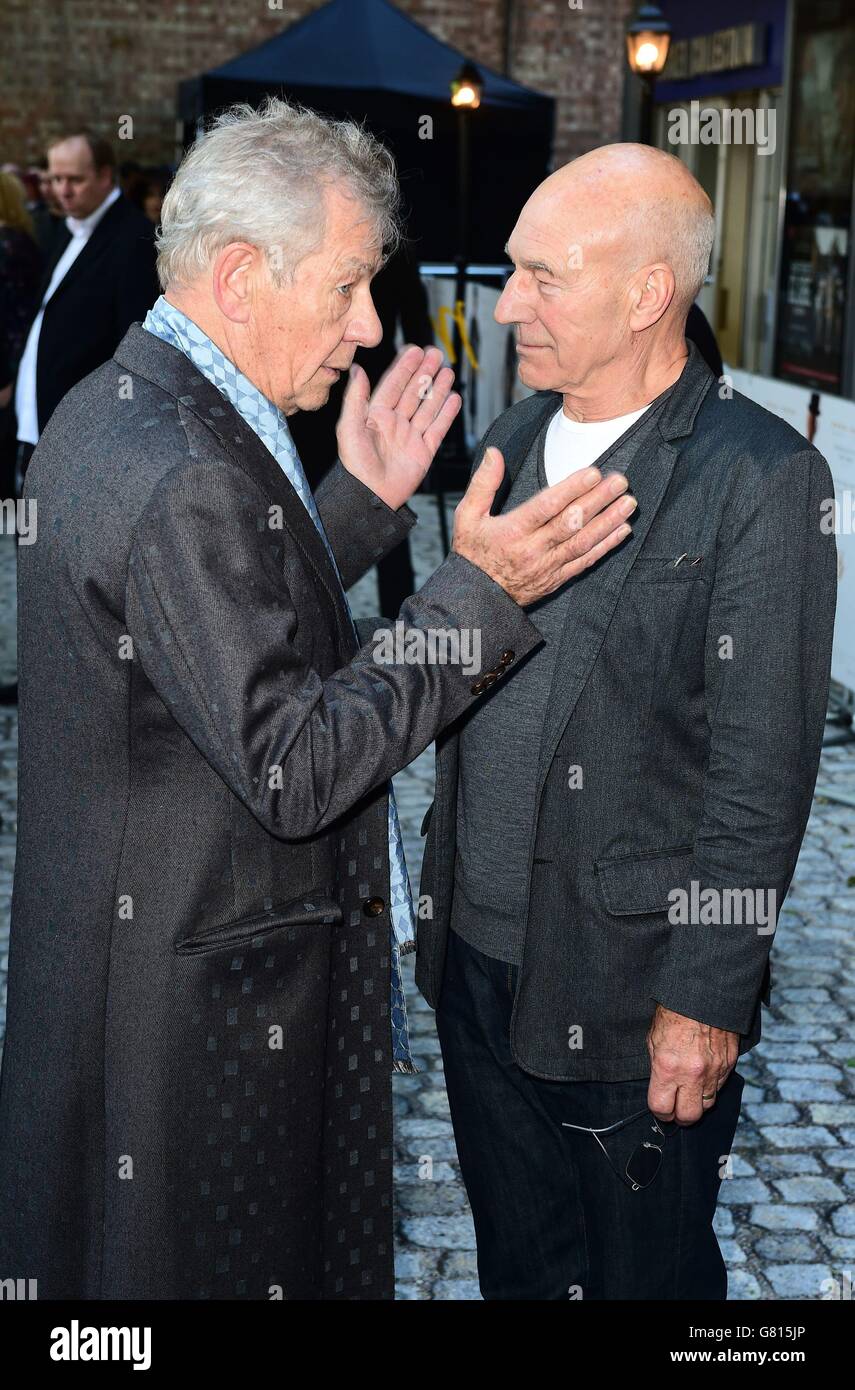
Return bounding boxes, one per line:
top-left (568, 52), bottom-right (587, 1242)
top-left (0, 99), bottom-right (633, 1300)
top-left (416, 143), bottom-right (837, 1300)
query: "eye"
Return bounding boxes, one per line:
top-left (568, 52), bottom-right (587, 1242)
top-left (336, 283), bottom-right (355, 299)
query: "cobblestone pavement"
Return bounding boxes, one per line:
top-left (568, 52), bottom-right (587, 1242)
top-left (1, 494), bottom-right (854, 1302)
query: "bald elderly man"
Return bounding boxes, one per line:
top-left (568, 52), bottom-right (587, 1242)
top-left (416, 144), bottom-right (837, 1300)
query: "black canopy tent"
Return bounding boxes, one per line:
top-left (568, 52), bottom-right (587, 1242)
top-left (177, 0), bottom-right (555, 263)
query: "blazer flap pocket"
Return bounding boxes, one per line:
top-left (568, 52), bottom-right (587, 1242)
top-left (175, 891), bottom-right (343, 955)
top-left (596, 846), bottom-right (695, 916)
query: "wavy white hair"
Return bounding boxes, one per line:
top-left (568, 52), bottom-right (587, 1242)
top-left (156, 97), bottom-right (401, 290)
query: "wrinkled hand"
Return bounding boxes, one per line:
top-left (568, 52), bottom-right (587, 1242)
top-left (336, 344), bottom-right (461, 511)
top-left (452, 446), bottom-right (636, 606)
top-left (647, 1005), bottom-right (739, 1126)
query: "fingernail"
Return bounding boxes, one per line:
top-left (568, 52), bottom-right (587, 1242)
top-left (620, 496), bottom-right (637, 516)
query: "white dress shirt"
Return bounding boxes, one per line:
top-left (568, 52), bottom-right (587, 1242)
top-left (15, 185), bottom-right (121, 445)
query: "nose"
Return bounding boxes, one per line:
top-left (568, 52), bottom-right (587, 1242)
top-left (495, 271), bottom-right (533, 326)
top-left (349, 291), bottom-right (383, 351)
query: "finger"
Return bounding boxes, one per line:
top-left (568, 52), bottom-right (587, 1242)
top-left (647, 1075), bottom-right (677, 1124)
top-left (369, 343), bottom-right (427, 413)
top-left (513, 467), bottom-right (628, 532)
top-left (422, 391), bottom-right (462, 458)
top-left (552, 523), bottom-right (632, 587)
top-left (396, 346), bottom-right (447, 421)
top-left (457, 446), bottom-right (506, 519)
top-left (542, 482), bottom-right (637, 550)
top-left (411, 365), bottom-right (455, 433)
top-left (674, 1082), bottom-right (705, 1126)
top-left (337, 361), bottom-right (371, 438)
top-left (551, 495), bottom-right (636, 570)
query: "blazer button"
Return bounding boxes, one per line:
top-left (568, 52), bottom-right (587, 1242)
top-left (481, 672), bottom-right (497, 688)
top-left (471, 678), bottom-right (486, 695)
top-left (499, 649), bottom-right (515, 666)
top-left (363, 896), bottom-right (385, 917)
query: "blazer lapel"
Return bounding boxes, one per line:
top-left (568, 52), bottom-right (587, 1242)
top-left (46, 196), bottom-right (123, 307)
top-left (490, 393), bottom-right (558, 513)
top-left (113, 325), bottom-right (355, 649)
top-left (536, 342), bottom-right (715, 784)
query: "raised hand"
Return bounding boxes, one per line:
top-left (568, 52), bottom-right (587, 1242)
top-left (336, 344), bottom-right (461, 511)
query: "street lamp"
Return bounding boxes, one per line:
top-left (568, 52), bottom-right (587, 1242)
top-left (451, 61), bottom-right (483, 110)
top-left (625, 3), bottom-right (672, 145)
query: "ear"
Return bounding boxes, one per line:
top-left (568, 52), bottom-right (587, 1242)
top-left (211, 242), bottom-right (265, 324)
top-left (628, 264), bottom-right (675, 332)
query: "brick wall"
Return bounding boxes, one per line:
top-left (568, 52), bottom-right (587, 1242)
top-left (0, 0), bottom-right (635, 171)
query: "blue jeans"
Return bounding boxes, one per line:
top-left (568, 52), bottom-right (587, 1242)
top-left (436, 929), bottom-right (745, 1300)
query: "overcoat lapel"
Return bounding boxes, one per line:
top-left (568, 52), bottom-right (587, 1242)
top-left (113, 325), bottom-right (356, 653)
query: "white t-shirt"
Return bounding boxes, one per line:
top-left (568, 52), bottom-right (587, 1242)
top-left (544, 400), bottom-right (652, 486)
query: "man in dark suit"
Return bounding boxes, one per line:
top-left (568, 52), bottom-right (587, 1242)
top-left (416, 143), bottom-right (838, 1300)
top-left (0, 99), bottom-right (632, 1299)
top-left (14, 131), bottom-right (158, 484)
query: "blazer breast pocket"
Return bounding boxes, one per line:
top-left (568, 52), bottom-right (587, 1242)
top-left (625, 554), bottom-right (708, 583)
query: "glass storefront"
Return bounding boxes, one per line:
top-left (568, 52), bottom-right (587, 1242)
top-left (653, 0), bottom-right (855, 400)
top-left (774, 0), bottom-right (855, 395)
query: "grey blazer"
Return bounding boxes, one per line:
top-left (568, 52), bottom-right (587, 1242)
top-left (0, 323), bottom-right (541, 1299)
top-left (417, 342), bottom-right (838, 1082)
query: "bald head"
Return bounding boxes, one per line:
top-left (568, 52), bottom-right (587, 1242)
top-left (529, 144), bottom-right (713, 317)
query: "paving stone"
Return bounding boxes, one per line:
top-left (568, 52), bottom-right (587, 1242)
top-left (753, 1153), bottom-right (823, 1176)
top-left (760, 1126), bottom-right (839, 1149)
top-left (765, 1264), bottom-right (833, 1297)
top-left (831, 1205), bottom-right (855, 1235)
top-left (755, 1235), bottom-right (818, 1261)
top-left (395, 1182), bottom-right (469, 1215)
top-left (712, 1207), bottom-right (734, 1236)
top-left (820, 1238), bottom-right (855, 1261)
top-left (726, 1269), bottom-right (763, 1299)
top-left (394, 1248), bottom-right (431, 1281)
top-left (749, 1204), bottom-right (818, 1231)
top-left (394, 1282), bottom-right (423, 1300)
top-left (777, 1081), bottom-right (842, 1102)
top-left (441, 1249), bottom-right (479, 1278)
top-left (432, 1279), bottom-right (481, 1300)
top-left (718, 1178), bottom-right (773, 1204)
top-left (808, 1104), bottom-right (855, 1127)
top-left (400, 1215), bottom-right (477, 1250)
top-left (717, 1239), bottom-right (746, 1264)
top-left (773, 1177), bottom-right (847, 1203)
top-left (743, 1103), bottom-right (799, 1124)
top-left (819, 1148), bottom-right (855, 1169)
